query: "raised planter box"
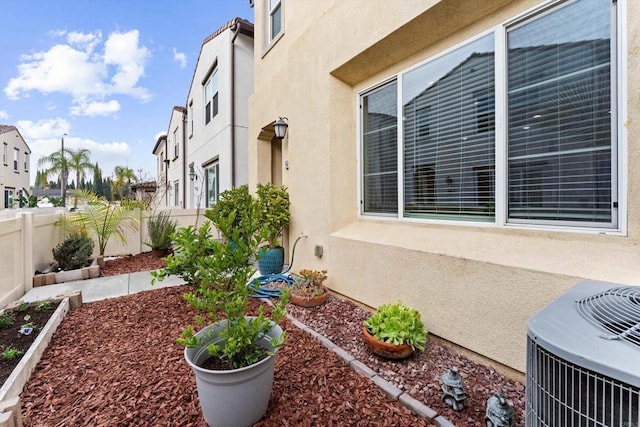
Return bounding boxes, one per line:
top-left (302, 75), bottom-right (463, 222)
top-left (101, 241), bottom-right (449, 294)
top-left (0, 292), bottom-right (81, 426)
top-left (33, 259), bottom-right (100, 287)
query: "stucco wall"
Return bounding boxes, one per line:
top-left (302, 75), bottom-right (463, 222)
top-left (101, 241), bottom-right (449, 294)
top-left (249, 0), bottom-right (639, 372)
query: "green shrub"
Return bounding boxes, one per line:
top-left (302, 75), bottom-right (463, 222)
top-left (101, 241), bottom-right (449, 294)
top-left (364, 302), bottom-right (428, 351)
top-left (52, 233), bottom-right (94, 271)
top-left (1, 346), bottom-right (23, 361)
top-left (145, 210), bottom-right (177, 251)
top-left (0, 313), bottom-right (14, 329)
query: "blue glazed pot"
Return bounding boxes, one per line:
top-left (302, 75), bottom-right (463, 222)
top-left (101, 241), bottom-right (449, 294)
top-left (257, 247), bottom-right (285, 275)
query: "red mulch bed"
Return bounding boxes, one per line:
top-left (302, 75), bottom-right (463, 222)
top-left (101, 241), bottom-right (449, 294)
top-left (100, 252), bottom-right (167, 277)
top-left (21, 288), bottom-right (432, 426)
top-left (20, 252), bottom-right (525, 426)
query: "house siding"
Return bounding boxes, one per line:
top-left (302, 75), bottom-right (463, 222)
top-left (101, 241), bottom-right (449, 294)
top-left (248, 0), bottom-right (639, 372)
top-left (0, 126), bottom-right (31, 209)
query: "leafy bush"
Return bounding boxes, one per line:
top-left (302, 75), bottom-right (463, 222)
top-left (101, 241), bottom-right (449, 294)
top-left (52, 233), bottom-right (94, 271)
top-left (256, 183), bottom-right (290, 248)
top-left (145, 210), bottom-right (177, 251)
top-left (0, 313), bottom-right (14, 329)
top-left (363, 302), bottom-right (428, 351)
top-left (292, 269), bottom-right (328, 298)
top-left (1, 346), bottom-right (23, 361)
top-left (157, 185), bottom-right (289, 369)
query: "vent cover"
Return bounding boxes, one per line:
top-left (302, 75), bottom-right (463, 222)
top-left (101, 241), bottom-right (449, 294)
top-left (576, 286), bottom-right (640, 348)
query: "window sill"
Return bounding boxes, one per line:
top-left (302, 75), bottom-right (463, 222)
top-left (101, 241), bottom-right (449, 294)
top-left (261, 31), bottom-right (284, 58)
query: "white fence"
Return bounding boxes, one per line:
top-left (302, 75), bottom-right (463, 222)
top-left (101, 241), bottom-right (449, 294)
top-left (0, 208), bottom-right (204, 307)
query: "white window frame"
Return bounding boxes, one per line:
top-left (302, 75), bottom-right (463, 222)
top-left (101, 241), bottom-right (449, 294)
top-left (2, 143), bottom-right (7, 165)
top-left (173, 128), bottom-right (179, 160)
top-left (24, 152), bottom-right (29, 172)
top-left (205, 162), bottom-right (219, 208)
top-left (174, 181), bottom-right (180, 206)
top-left (268, 0), bottom-right (283, 42)
top-left (13, 148), bottom-right (19, 172)
top-left (357, 0), bottom-right (626, 235)
top-left (203, 68), bottom-right (219, 125)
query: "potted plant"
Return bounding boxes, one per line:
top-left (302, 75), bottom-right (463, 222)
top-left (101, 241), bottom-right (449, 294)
top-left (144, 210), bottom-right (177, 257)
top-left (256, 183), bottom-right (290, 275)
top-left (155, 186), bottom-right (289, 426)
top-left (289, 269), bottom-right (329, 307)
top-left (362, 302), bottom-right (428, 360)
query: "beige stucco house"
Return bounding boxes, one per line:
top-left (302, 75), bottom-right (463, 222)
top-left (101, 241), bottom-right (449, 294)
top-left (0, 125), bottom-right (31, 209)
top-left (248, 0), bottom-right (638, 374)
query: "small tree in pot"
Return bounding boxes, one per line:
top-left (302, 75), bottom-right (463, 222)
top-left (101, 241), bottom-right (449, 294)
top-left (156, 186), bottom-right (289, 426)
top-left (256, 183), bottom-right (290, 275)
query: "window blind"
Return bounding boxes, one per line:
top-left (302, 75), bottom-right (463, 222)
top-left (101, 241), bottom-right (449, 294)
top-left (507, 0), bottom-right (613, 224)
top-left (362, 82), bottom-right (398, 214)
top-left (403, 34), bottom-right (495, 220)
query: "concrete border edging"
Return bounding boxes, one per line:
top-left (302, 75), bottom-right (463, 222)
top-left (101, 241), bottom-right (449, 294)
top-left (286, 313), bottom-right (453, 425)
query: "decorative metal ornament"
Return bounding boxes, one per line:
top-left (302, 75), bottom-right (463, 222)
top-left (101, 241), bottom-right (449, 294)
top-left (440, 367), bottom-right (467, 411)
top-left (485, 393), bottom-right (515, 427)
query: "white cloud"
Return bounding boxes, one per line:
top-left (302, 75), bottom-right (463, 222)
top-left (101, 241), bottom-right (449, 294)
top-left (66, 30), bottom-right (102, 53)
top-left (16, 118), bottom-right (71, 140)
top-left (104, 30), bottom-right (151, 101)
top-left (172, 48), bottom-right (187, 68)
top-left (16, 118), bottom-right (135, 182)
top-left (70, 100), bottom-right (120, 116)
top-left (0, 110), bottom-right (8, 120)
top-left (5, 44), bottom-right (106, 100)
top-left (3, 29), bottom-right (152, 113)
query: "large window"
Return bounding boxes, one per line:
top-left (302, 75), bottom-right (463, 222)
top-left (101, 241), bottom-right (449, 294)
top-left (506, 0), bottom-right (613, 225)
top-left (204, 69), bottom-right (219, 125)
top-left (360, 0), bottom-right (618, 230)
top-left (13, 148), bottom-right (19, 172)
top-left (403, 34), bottom-right (495, 220)
top-left (205, 162), bottom-right (219, 208)
top-left (269, 0), bottom-right (282, 42)
top-left (4, 189), bottom-right (14, 209)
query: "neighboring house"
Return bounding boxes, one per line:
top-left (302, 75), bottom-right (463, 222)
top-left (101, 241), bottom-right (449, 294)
top-left (0, 125), bottom-right (31, 209)
top-left (152, 134), bottom-right (169, 207)
top-left (247, 0), bottom-right (638, 374)
top-left (153, 18), bottom-right (254, 209)
top-left (130, 181), bottom-right (158, 206)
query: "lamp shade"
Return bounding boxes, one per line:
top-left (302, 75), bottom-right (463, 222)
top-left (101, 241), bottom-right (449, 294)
top-left (273, 117), bottom-right (288, 140)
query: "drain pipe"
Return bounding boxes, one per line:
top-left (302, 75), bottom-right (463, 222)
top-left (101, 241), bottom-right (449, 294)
top-left (229, 20), bottom-right (241, 188)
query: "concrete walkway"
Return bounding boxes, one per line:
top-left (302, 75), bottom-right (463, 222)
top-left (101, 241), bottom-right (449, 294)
top-left (21, 271), bottom-right (185, 304)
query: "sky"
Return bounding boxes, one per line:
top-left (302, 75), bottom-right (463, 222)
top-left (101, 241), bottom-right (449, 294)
top-left (0, 0), bottom-right (254, 186)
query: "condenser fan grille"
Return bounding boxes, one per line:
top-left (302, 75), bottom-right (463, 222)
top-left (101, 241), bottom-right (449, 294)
top-left (576, 286), bottom-right (640, 347)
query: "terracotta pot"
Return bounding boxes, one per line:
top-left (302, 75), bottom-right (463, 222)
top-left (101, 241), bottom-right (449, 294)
top-left (290, 291), bottom-right (328, 308)
top-left (362, 326), bottom-right (414, 360)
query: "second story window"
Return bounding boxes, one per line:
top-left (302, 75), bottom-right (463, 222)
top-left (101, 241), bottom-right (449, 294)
top-left (13, 148), bottom-right (19, 172)
top-left (173, 128), bottom-right (179, 159)
top-left (24, 152), bottom-right (29, 171)
top-left (204, 69), bottom-right (219, 125)
top-left (2, 143), bottom-right (7, 165)
top-left (269, 0), bottom-right (283, 41)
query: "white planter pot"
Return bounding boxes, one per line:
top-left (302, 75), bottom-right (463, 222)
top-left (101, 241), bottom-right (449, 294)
top-left (184, 317), bottom-right (282, 427)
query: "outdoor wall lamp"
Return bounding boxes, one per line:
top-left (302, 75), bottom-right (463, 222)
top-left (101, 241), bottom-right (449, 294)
top-left (273, 117), bottom-right (288, 140)
top-left (189, 164), bottom-right (198, 181)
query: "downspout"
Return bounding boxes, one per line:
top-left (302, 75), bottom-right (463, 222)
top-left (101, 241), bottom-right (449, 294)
top-left (230, 20), bottom-right (241, 188)
top-left (182, 110), bottom-right (187, 208)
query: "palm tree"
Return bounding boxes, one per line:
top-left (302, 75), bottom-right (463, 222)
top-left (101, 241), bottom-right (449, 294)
top-left (112, 165), bottom-right (137, 200)
top-left (55, 190), bottom-right (140, 256)
top-left (67, 149), bottom-right (93, 209)
top-left (38, 149), bottom-right (68, 203)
